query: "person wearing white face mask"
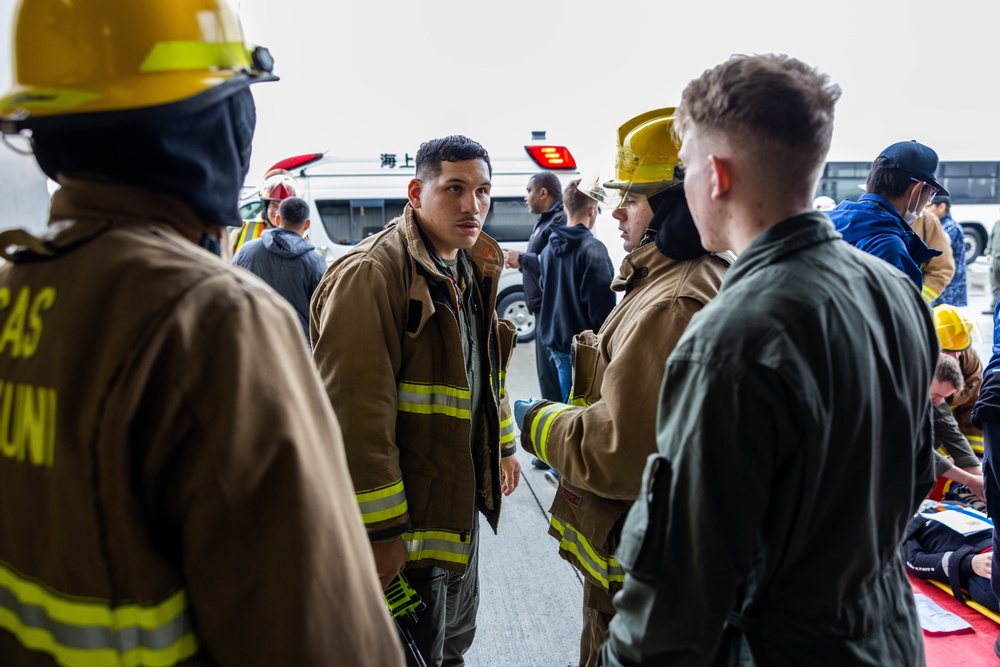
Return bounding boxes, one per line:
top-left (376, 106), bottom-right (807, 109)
top-left (828, 140), bottom-right (946, 291)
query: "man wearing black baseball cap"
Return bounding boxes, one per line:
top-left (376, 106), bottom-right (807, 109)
top-left (828, 140), bottom-right (945, 293)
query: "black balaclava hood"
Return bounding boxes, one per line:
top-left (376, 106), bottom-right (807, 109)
top-left (644, 185), bottom-right (710, 261)
top-left (31, 87), bottom-right (256, 229)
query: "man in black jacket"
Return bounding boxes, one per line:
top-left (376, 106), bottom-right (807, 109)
top-left (504, 172), bottom-right (566, 401)
top-left (538, 179), bottom-right (616, 402)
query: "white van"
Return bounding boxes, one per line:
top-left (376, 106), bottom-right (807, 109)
top-left (238, 134), bottom-right (580, 342)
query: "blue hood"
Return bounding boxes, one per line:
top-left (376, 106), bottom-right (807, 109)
top-left (548, 224), bottom-right (593, 257)
top-left (262, 228), bottom-right (316, 258)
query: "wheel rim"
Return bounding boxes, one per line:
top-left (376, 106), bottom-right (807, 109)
top-left (502, 301), bottom-right (535, 339)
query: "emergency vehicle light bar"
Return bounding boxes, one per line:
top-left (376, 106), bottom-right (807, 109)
top-left (524, 145), bottom-right (577, 170)
top-left (269, 152), bottom-right (324, 173)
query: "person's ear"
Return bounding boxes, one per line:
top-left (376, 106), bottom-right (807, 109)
top-left (708, 155), bottom-right (731, 200)
top-left (304, 219), bottom-right (311, 231)
top-left (274, 214), bottom-right (282, 227)
top-left (407, 178), bottom-right (423, 208)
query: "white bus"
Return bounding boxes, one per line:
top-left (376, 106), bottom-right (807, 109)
top-left (817, 161), bottom-right (1000, 261)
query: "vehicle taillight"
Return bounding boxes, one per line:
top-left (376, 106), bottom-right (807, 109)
top-left (525, 145), bottom-right (577, 170)
top-left (269, 152), bottom-right (324, 172)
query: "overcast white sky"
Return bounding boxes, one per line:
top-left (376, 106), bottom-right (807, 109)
top-left (1, 0), bottom-right (998, 186)
top-left (231, 0), bottom-right (1000, 184)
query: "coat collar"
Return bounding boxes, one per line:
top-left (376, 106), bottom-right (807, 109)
top-left (50, 177), bottom-right (215, 246)
top-left (724, 212), bottom-right (841, 287)
top-left (396, 203), bottom-right (504, 285)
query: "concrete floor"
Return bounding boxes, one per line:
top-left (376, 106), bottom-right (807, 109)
top-left (466, 338), bottom-right (584, 667)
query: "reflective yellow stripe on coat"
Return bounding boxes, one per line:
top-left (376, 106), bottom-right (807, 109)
top-left (549, 516), bottom-right (624, 590)
top-left (356, 479), bottom-right (408, 526)
top-left (403, 529), bottom-right (472, 566)
top-left (527, 403), bottom-right (573, 464)
top-left (233, 221), bottom-right (265, 254)
top-left (921, 285), bottom-right (939, 302)
top-left (966, 433), bottom-right (984, 456)
top-left (397, 381), bottom-right (471, 420)
top-left (0, 559), bottom-right (200, 666)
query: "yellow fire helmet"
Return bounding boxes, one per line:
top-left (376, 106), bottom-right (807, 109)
top-left (0, 0), bottom-right (276, 133)
top-left (933, 304), bottom-right (981, 352)
top-left (580, 107), bottom-right (682, 209)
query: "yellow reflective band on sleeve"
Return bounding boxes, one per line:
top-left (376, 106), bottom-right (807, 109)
top-left (0, 559), bottom-right (200, 666)
top-left (921, 285), bottom-right (938, 302)
top-left (549, 516), bottom-right (624, 590)
top-left (0, 88), bottom-right (103, 112)
top-left (498, 371), bottom-right (507, 399)
top-left (567, 391), bottom-right (591, 408)
top-left (234, 222), bottom-right (264, 254)
top-left (140, 42), bottom-right (252, 73)
top-left (403, 529), bottom-right (472, 566)
top-left (966, 433), bottom-right (984, 456)
top-left (528, 403), bottom-right (573, 463)
top-left (499, 414), bottom-right (515, 446)
top-left (397, 381), bottom-right (471, 420)
top-left (356, 480), bottom-right (408, 525)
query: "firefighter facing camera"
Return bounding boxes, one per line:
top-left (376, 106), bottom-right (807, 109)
top-left (0, 0), bottom-right (402, 664)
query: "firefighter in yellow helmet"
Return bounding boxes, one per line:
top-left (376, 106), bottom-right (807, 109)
top-left (934, 304), bottom-right (986, 456)
top-left (515, 108), bottom-right (734, 667)
top-left (0, 0), bottom-right (402, 664)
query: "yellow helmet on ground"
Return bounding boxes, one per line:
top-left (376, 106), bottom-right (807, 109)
top-left (0, 0), bottom-right (275, 132)
top-left (933, 304), bottom-right (978, 352)
top-left (580, 107), bottom-right (682, 208)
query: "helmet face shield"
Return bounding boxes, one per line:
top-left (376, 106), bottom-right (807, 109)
top-left (580, 107), bottom-right (682, 209)
top-left (579, 145), bottom-right (679, 209)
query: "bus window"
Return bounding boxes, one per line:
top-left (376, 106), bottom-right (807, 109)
top-left (315, 199), bottom-right (409, 244)
top-left (939, 162), bottom-right (1000, 206)
top-left (484, 198), bottom-right (535, 242)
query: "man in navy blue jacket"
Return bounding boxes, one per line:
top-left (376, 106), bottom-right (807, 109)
top-left (828, 140), bottom-right (943, 291)
top-left (234, 196), bottom-right (327, 345)
top-left (538, 179), bottom-right (616, 401)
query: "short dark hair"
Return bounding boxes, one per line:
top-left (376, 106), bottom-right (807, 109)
top-left (562, 179), bottom-right (591, 218)
top-left (675, 53), bottom-right (841, 195)
top-left (415, 135), bottom-right (491, 180)
top-left (930, 194), bottom-right (951, 211)
top-left (530, 172), bottom-right (562, 201)
top-left (935, 353), bottom-right (964, 392)
top-left (865, 156), bottom-right (914, 200)
top-left (278, 196), bottom-right (310, 226)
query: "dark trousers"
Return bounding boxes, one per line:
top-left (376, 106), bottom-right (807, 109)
top-left (402, 530), bottom-right (480, 667)
top-left (535, 336), bottom-right (562, 402)
top-left (983, 421), bottom-right (1000, 607)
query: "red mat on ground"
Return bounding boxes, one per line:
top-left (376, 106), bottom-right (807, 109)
top-left (909, 573), bottom-right (999, 666)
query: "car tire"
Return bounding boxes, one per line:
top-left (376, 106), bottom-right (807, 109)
top-left (497, 290), bottom-right (535, 343)
top-left (964, 228), bottom-right (985, 263)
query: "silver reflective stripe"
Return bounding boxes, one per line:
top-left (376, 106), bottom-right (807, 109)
top-left (499, 414), bottom-right (515, 446)
top-left (0, 560), bottom-right (200, 664)
top-left (403, 529), bottom-right (472, 566)
top-left (550, 516), bottom-right (624, 589)
top-left (397, 382), bottom-right (471, 420)
top-left (529, 403), bottom-right (572, 461)
top-left (356, 480), bottom-right (408, 525)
